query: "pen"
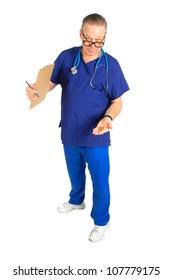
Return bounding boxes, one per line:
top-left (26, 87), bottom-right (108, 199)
top-left (25, 81), bottom-right (40, 98)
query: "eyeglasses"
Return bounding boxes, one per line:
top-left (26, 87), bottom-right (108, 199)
top-left (82, 31), bottom-right (105, 48)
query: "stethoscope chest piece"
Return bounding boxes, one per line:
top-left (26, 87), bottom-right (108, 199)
top-left (71, 66), bottom-right (78, 75)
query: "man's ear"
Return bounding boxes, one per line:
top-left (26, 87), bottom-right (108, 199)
top-left (104, 31), bottom-right (107, 39)
top-left (79, 29), bottom-right (83, 40)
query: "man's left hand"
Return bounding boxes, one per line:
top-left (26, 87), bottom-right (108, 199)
top-left (92, 117), bottom-right (113, 135)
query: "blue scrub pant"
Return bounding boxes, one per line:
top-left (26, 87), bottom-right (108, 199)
top-left (63, 145), bottom-right (110, 226)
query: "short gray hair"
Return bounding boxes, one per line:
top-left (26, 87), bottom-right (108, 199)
top-left (82, 13), bottom-right (107, 30)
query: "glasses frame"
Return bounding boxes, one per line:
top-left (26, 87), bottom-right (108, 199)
top-left (82, 31), bottom-right (105, 48)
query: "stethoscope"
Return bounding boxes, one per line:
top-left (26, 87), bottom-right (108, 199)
top-left (71, 46), bottom-right (109, 91)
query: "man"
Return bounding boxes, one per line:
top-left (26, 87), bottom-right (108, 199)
top-left (26, 13), bottom-right (129, 242)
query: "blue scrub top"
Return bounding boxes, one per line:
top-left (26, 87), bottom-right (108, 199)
top-left (51, 47), bottom-right (129, 147)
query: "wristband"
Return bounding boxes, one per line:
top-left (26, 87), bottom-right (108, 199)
top-left (103, 114), bottom-right (113, 121)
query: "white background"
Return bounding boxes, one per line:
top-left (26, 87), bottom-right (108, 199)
top-left (0, 0), bottom-right (172, 279)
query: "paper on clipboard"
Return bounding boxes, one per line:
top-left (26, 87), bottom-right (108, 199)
top-left (30, 64), bottom-right (54, 109)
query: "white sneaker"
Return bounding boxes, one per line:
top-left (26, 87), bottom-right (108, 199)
top-left (88, 223), bottom-right (110, 242)
top-left (57, 202), bottom-right (86, 213)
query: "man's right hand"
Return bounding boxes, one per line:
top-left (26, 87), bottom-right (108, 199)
top-left (26, 84), bottom-right (38, 100)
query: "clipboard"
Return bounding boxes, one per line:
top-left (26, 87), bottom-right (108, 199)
top-left (30, 64), bottom-right (55, 109)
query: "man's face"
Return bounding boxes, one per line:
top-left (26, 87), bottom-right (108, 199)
top-left (80, 23), bottom-right (106, 58)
